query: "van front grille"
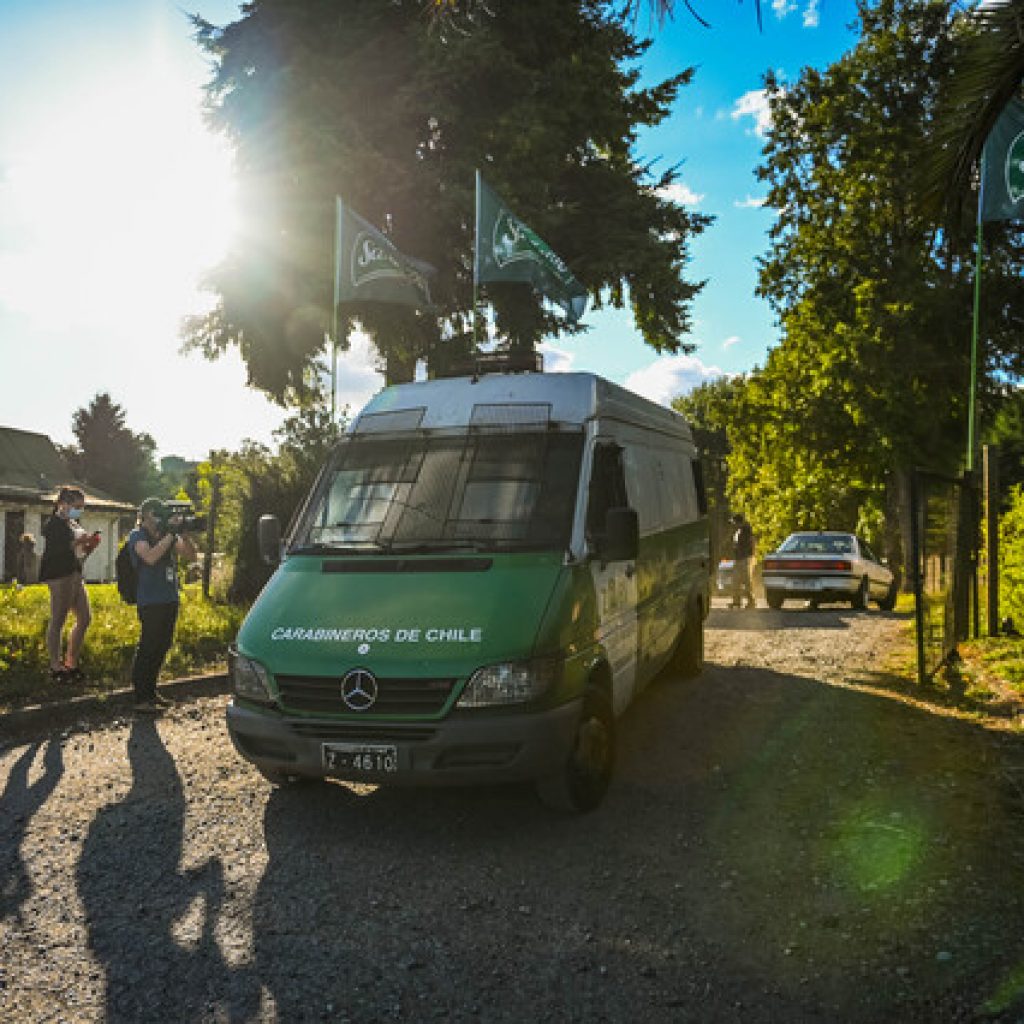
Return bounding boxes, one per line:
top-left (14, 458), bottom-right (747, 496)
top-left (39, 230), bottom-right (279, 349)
top-left (288, 722), bottom-right (437, 743)
top-left (275, 674), bottom-right (456, 716)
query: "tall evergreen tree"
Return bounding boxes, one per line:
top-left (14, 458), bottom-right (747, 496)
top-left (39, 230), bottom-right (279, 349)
top-left (68, 393), bottom-right (158, 503)
top-left (186, 0), bottom-right (710, 400)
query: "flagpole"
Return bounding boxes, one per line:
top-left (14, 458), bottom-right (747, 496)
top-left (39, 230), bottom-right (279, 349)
top-left (332, 197), bottom-right (342, 423)
top-left (473, 169), bottom-right (481, 350)
top-left (967, 157), bottom-right (985, 473)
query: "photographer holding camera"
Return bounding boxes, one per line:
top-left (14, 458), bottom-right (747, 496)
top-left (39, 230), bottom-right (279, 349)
top-left (128, 497), bottom-right (198, 713)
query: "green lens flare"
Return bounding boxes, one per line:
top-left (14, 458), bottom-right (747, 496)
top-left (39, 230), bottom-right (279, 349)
top-left (832, 803), bottom-right (924, 892)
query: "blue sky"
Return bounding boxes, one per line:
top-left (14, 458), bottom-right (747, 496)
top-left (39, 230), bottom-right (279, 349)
top-left (0, 0), bottom-right (859, 460)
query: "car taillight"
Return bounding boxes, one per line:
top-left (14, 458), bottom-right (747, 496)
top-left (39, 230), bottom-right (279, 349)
top-left (765, 558), bottom-right (851, 571)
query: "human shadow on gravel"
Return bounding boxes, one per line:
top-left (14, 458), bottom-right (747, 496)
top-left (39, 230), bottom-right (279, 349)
top-left (0, 737), bottom-right (63, 921)
top-left (249, 662), bottom-right (1024, 1023)
top-left (76, 718), bottom-right (257, 1023)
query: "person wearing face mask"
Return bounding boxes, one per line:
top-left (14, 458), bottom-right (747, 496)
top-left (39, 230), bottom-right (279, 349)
top-left (39, 485), bottom-right (93, 681)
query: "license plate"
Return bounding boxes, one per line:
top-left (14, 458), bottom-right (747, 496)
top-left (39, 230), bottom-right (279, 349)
top-left (322, 743), bottom-right (398, 773)
top-left (786, 577), bottom-right (818, 589)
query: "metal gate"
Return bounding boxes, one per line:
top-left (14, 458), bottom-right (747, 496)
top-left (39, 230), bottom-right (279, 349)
top-left (909, 469), bottom-right (977, 684)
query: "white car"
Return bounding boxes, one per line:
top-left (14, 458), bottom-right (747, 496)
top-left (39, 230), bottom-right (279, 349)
top-left (761, 531), bottom-right (897, 611)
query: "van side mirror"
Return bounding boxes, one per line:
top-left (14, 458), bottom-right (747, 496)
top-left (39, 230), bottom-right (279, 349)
top-left (258, 514), bottom-right (282, 566)
top-left (599, 506), bottom-right (639, 563)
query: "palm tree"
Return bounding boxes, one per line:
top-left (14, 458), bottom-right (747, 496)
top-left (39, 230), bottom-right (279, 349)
top-left (922, 0), bottom-right (1024, 223)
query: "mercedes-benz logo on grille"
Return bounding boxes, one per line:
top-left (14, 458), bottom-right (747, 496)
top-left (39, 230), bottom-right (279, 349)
top-left (341, 668), bottom-right (378, 711)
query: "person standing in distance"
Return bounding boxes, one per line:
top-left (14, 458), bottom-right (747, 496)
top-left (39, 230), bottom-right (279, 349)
top-left (729, 512), bottom-right (756, 610)
top-left (39, 486), bottom-right (92, 680)
top-left (16, 532), bottom-right (39, 586)
top-left (129, 498), bottom-right (197, 713)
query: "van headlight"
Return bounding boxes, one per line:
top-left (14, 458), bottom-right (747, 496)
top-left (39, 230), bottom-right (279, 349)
top-left (458, 658), bottom-right (560, 708)
top-left (229, 648), bottom-right (274, 702)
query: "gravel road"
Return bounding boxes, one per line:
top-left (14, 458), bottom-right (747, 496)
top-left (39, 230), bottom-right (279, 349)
top-left (3, 600), bottom-right (1024, 1023)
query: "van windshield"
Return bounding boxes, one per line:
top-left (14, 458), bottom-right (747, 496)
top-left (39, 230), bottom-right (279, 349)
top-left (290, 429), bottom-right (584, 554)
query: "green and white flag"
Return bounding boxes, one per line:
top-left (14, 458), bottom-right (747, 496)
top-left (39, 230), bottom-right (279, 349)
top-left (334, 198), bottom-right (435, 310)
top-left (474, 171), bottom-right (587, 323)
top-left (981, 98), bottom-right (1024, 222)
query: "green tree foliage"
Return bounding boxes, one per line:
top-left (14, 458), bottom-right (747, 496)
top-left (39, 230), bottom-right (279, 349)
top-left (185, 0), bottom-right (710, 400)
top-left (62, 393), bottom-right (159, 503)
top-left (983, 389), bottom-right (1024, 502)
top-left (723, 0), bottom-right (1024, 559)
top-left (157, 456), bottom-right (201, 502)
top-left (999, 484), bottom-right (1024, 629)
top-left (671, 375), bottom-right (744, 453)
top-left (198, 395), bottom-right (346, 602)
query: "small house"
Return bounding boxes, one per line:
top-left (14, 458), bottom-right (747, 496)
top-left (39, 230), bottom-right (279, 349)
top-left (0, 426), bottom-right (136, 583)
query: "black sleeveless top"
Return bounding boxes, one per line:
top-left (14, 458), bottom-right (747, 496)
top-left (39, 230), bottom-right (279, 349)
top-left (39, 515), bottom-right (78, 581)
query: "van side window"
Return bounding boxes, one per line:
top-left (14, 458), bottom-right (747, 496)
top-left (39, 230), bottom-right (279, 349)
top-left (586, 444), bottom-right (629, 540)
top-left (691, 459), bottom-right (708, 517)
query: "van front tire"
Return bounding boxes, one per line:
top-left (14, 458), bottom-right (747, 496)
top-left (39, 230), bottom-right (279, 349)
top-left (536, 687), bottom-right (614, 813)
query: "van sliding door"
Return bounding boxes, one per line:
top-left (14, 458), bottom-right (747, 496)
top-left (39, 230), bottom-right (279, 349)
top-left (586, 443), bottom-right (638, 714)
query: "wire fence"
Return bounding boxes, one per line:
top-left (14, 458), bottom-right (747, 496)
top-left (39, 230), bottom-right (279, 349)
top-left (910, 469), bottom-right (978, 683)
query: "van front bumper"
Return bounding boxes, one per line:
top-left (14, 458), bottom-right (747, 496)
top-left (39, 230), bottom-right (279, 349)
top-left (225, 699), bottom-right (582, 787)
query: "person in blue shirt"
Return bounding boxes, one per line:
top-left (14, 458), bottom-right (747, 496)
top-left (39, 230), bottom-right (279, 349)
top-left (128, 498), bottom-right (198, 713)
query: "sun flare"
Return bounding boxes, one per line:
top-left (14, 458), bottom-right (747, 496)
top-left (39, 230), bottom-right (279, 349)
top-left (1, 69), bottom-right (235, 333)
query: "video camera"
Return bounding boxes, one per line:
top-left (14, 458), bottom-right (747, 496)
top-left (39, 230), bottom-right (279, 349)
top-left (156, 500), bottom-right (208, 535)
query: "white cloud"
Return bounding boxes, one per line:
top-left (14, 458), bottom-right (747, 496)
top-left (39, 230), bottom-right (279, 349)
top-left (333, 330), bottom-right (386, 420)
top-left (731, 89), bottom-right (772, 137)
top-left (733, 194), bottom-right (766, 209)
top-left (624, 353), bottom-right (725, 407)
top-left (658, 182), bottom-right (705, 208)
top-left (722, 336), bottom-right (741, 350)
top-left (538, 342), bottom-right (576, 374)
top-left (771, 0), bottom-right (820, 26)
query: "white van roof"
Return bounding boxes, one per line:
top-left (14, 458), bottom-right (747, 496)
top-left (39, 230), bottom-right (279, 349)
top-left (351, 371), bottom-right (694, 442)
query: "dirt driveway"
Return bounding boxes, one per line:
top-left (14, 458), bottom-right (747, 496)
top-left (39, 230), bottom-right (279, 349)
top-left (2, 601), bottom-right (1024, 1022)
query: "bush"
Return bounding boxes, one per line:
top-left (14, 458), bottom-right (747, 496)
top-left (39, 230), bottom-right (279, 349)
top-left (0, 582), bottom-right (246, 711)
top-left (1001, 485), bottom-right (1024, 630)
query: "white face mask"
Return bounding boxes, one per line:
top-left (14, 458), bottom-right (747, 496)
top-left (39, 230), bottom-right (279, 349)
top-left (68, 508), bottom-right (83, 521)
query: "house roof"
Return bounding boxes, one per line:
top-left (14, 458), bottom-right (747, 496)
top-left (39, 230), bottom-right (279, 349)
top-left (0, 426), bottom-right (136, 512)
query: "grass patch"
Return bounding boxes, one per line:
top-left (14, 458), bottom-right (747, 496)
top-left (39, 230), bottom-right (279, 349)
top-left (0, 582), bottom-right (246, 712)
top-left (851, 596), bottom-right (1023, 724)
top-left (958, 634), bottom-right (1024, 697)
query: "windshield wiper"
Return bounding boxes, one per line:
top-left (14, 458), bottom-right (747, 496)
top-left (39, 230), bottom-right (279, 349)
top-left (383, 540), bottom-right (491, 555)
top-left (289, 542), bottom-right (384, 555)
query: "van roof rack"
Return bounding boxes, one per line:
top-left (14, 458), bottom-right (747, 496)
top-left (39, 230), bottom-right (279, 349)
top-left (439, 350), bottom-right (543, 379)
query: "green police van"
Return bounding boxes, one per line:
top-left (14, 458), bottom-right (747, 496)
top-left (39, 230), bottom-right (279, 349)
top-left (226, 369), bottom-right (709, 811)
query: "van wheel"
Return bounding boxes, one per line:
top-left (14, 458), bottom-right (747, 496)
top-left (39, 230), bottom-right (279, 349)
top-left (536, 687), bottom-right (614, 813)
top-left (671, 599), bottom-right (704, 678)
top-left (851, 577), bottom-right (869, 610)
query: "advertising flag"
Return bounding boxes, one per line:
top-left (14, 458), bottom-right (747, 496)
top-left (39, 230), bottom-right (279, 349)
top-left (334, 198), bottom-right (435, 310)
top-left (980, 98), bottom-right (1024, 222)
top-left (474, 172), bottom-right (587, 323)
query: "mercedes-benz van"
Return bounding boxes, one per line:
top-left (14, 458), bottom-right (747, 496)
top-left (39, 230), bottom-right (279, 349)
top-left (226, 370), bottom-right (709, 811)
